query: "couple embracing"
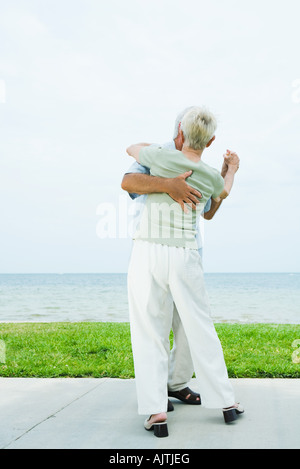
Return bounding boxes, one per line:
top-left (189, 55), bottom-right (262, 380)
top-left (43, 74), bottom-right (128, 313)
top-left (121, 106), bottom-right (244, 438)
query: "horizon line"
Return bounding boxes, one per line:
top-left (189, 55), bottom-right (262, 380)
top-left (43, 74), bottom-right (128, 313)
top-left (0, 272), bottom-right (299, 275)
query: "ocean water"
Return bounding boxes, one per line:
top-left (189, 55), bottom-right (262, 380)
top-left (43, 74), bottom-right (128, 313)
top-left (0, 273), bottom-right (299, 324)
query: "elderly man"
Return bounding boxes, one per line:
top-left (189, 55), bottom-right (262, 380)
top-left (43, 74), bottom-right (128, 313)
top-left (126, 106), bottom-right (243, 437)
top-left (122, 107), bottom-right (230, 410)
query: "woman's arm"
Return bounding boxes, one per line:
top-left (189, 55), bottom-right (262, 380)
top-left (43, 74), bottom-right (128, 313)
top-left (126, 143), bottom-right (149, 162)
top-left (213, 151), bottom-right (240, 202)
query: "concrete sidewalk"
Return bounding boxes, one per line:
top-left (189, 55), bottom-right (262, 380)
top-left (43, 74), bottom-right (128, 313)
top-left (0, 378), bottom-right (299, 449)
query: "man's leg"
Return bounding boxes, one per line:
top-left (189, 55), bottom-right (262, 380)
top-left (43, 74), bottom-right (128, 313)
top-left (169, 247), bottom-right (236, 409)
top-left (128, 241), bottom-right (173, 415)
top-left (168, 304), bottom-right (195, 391)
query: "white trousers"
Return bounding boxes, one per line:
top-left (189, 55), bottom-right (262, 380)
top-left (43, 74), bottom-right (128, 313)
top-left (168, 303), bottom-right (195, 392)
top-left (128, 240), bottom-right (235, 415)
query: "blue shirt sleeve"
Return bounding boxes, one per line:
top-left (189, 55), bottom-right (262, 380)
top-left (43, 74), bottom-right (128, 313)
top-left (203, 198), bottom-right (211, 213)
top-left (125, 161), bottom-right (151, 200)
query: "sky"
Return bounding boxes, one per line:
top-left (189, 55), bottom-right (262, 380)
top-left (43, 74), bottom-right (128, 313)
top-left (0, 0), bottom-right (300, 273)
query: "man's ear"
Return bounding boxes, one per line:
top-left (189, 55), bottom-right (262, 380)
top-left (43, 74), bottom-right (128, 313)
top-left (206, 136), bottom-right (216, 148)
top-left (178, 126), bottom-right (185, 143)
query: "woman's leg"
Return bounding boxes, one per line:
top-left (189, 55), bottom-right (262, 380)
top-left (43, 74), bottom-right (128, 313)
top-left (128, 241), bottom-right (173, 415)
top-left (169, 247), bottom-right (236, 409)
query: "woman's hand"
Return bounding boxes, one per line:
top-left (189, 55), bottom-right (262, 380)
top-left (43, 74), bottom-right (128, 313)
top-left (223, 150), bottom-right (240, 173)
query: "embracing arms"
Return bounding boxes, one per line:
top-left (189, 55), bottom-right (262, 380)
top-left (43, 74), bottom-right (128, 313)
top-left (123, 144), bottom-right (203, 212)
top-left (121, 171), bottom-right (203, 212)
top-left (123, 144), bottom-right (240, 216)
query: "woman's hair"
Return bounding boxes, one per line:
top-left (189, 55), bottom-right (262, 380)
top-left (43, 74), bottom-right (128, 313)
top-left (181, 106), bottom-right (217, 150)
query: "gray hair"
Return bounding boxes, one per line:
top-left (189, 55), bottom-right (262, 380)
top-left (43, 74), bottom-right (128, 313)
top-left (172, 106), bottom-right (195, 139)
top-left (181, 106), bottom-right (217, 150)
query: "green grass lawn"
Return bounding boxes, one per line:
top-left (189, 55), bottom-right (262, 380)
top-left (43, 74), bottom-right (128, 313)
top-left (0, 322), bottom-right (300, 378)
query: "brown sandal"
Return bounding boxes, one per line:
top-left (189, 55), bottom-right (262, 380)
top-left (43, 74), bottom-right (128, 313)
top-left (168, 387), bottom-right (201, 405)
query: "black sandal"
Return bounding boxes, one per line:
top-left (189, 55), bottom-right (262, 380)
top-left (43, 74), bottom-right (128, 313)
top-left (223, 404), bottom-right (244, 423)
top-left (167, 399), bottom-right (174, 412)
top-left (144, 416), bottom-right (169, 438)
top-left (168, 387), bottom-right (201, 405)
